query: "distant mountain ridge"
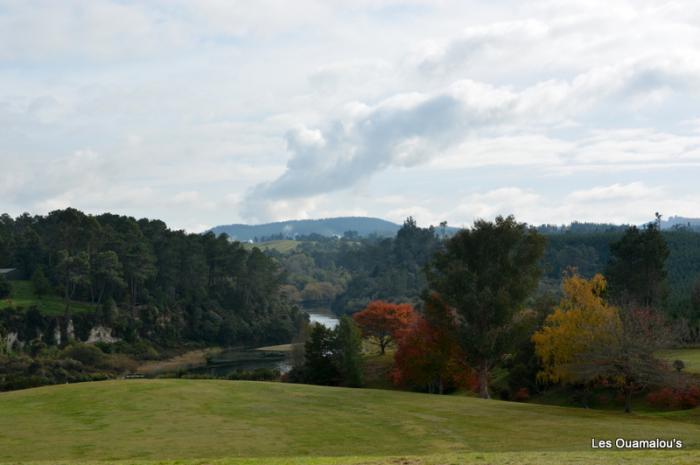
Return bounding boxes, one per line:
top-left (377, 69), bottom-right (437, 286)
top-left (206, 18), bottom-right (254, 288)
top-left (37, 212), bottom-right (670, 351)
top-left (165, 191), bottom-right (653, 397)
top-left (210, 217), bottom-right (404, 241)
top-left (661, 216), bottom-right (700, 230)
top-left (210, 215), bottom-right (700, 241)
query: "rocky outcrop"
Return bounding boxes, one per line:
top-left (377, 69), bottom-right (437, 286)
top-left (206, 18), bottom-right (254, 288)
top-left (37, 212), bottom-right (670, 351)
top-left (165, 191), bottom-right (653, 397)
top-left (86, 326), bottom-right (119, 344)
top-left (3, 332), bottom-right (22, 352)
top-left (66, 319), bottom-right (75, 341)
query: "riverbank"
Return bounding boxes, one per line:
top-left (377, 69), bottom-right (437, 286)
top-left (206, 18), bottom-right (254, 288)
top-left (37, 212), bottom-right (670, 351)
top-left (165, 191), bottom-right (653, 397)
top-left (136, 348), bottom-right (222, 377)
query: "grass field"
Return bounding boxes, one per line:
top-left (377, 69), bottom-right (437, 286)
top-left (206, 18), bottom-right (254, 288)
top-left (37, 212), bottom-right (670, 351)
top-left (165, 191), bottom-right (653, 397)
top-left (1, 379), bottom-right (699, 464)
top-left (659, 348), bottom-right (700, 374)
top-left (0, 280), bottom-right (95, 315)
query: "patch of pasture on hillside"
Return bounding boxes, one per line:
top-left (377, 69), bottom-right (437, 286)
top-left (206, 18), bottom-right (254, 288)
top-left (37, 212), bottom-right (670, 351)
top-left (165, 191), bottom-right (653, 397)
top-left (659, 348), bottom-right (700, 374)
top-left (0, 280), bottom-right (95, 315)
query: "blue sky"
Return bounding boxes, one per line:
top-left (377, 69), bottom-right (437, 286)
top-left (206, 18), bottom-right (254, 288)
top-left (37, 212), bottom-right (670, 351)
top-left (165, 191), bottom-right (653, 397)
top-left (2, 0), bottom-right (700, 231)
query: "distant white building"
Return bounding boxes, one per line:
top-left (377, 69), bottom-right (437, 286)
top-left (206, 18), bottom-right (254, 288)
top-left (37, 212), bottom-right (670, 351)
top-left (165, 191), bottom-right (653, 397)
top-left (0, 268), bottom-right (20, 280)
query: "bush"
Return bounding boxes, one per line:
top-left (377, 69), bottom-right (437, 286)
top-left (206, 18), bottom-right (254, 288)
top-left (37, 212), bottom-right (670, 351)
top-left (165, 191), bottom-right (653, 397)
top-left (513, 387), bottom-right (530, 402)
top-left (62, 343), bottom-right (105, 368)
top-left (31, 268), bottom-right (52, 298)
top-left (673, 359), bottom-right (685, 373)
top-left (110, 340), bottom-right (160, 360)
top-left (227, 368), bottom-right (281, 381)
top-left (647, 386), bottom-right (700, 409)
top-left (105, 353), bottom-right (139, 373)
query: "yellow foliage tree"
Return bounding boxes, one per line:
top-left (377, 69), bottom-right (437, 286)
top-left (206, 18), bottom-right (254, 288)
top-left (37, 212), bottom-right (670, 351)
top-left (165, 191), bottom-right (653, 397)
top-left (532, 273), bottom-right (621, 384)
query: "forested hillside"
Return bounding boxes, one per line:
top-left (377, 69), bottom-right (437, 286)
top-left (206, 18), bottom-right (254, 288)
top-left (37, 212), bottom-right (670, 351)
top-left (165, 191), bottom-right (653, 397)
top-left (541, 228), bottom-right (700, 318)
top-left (0, 209), bottom-right (303, 348)
top-left (3, 209), bottom-right (700, 393)
top-left (265, 219), bottom-right (700, 323)
top-left (263, 218), bottom-right (441, 314)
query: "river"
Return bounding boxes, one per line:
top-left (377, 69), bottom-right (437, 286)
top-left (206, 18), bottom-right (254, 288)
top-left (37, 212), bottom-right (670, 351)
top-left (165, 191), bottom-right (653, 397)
top-left (307, 307), bottom-right (340, 328)
top-left (182, 308), bottom-right (339, 377)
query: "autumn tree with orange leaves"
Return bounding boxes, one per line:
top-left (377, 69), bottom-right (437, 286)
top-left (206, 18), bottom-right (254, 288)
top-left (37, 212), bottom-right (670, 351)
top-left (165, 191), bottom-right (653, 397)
top-left (392, 294), bottom-right (469, 394)
top-left (352, 300), bottom-right (417, 354)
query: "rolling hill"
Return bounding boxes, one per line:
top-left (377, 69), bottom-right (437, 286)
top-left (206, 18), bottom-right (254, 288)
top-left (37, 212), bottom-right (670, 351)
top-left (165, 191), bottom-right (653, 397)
top-left (0, 379), bottom-right (698, 464)
top-left (210, 217), bottom-right (403, 241)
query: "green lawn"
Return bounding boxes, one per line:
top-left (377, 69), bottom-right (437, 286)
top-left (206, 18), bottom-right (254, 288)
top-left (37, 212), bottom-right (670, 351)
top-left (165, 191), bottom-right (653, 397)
top-left (0, 379), bottom-right (699, 464)
top-left (3, 451), bottom-right (700, 465)
top-left (0, 280), bottom-right (95, 315)
top-left (659, 348), bottom-right (700, 374)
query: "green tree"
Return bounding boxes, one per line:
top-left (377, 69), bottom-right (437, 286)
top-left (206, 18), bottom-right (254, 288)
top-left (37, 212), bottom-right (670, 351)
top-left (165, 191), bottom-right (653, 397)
top-left (334, 316), bottom-right (364, 387)
top-left (122, 232), bottom-right (157, 307)
top-left (31, 267), bottom-right (52, 298)
top-left (56, 250), bottom-right (90, 314)
top-left (302, 323), bottom-right (339, 385)
top-left (0, 273), bottom-right (10, 299)
top-left (692, 279), bottom-right (700, 318)
top-left (605, 223), bottom-right (669, 308)
top-left (14, 227), bottom-right (44, 277)
top-left (91, 251), bottom-right (126, 304)
top-left (427, 215), bottom-right (546, 398)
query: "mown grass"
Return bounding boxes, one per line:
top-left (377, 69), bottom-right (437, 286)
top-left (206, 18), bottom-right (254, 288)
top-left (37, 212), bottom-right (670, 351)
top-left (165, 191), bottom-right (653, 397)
top-left (658, 348), bottom-right (700, 373)
top-left (0, 379), bottom-right (698, 464)
top-left (3, 451), bottom-right (700, 465)
top-left (0, 280), bottom-right (95, 315)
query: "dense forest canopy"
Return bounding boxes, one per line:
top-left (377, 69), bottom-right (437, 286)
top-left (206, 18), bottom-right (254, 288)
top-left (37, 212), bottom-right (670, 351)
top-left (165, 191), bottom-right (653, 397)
top-left (3, 209), bottom-right (700, 349)
top-left (0, 208), bottom-right (304, 347)
top-left (2, 208), bottom-right (700, 399)
top-left (262, 217), bottom-right (700, 325)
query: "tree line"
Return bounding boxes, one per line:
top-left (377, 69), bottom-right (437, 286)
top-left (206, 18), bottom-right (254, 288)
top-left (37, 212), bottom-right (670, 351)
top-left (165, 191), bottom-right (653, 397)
top-left (0, 208), bottom-right (304, 347)
top-left (291, 217), bottom-right (697, 413)
top-left (267, 217), bottom-right (700, 339)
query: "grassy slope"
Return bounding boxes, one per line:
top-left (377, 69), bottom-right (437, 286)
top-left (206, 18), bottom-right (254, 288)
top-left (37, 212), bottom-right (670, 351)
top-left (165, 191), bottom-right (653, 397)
top-left (659, 348), bottom-right (700, 373)
top-left (0, 280), bottom-right (95, 315)
top-left (1, 380), bottom-right (699, 464)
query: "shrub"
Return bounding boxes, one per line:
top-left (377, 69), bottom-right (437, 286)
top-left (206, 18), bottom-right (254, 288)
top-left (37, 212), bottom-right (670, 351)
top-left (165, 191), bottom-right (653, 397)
top-left (31, 268), bottom-right (52, 298)
top-left (647, 386), bottom-right (700, 409)
top-left (673, 359), bottom-right (685, 373)
top-left (513, 387), bottom-right (530, 402)
top-left (111, 340), bottom-right (160, 360)
top-left (227, 368), bottom-right (281, 381)
top-left (62, 343), bottom-right (105, 368)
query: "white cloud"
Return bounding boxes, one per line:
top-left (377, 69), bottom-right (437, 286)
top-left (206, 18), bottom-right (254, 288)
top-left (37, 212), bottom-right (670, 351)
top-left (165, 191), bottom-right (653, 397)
top-left (567, 182), bottom-right (662, 202)
top-left (2, 0), bottom-right (700, 228)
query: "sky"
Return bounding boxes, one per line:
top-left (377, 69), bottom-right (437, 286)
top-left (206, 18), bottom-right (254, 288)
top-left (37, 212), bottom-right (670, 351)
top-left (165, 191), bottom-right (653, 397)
top-left (2, 0), bottom-right (700, 232)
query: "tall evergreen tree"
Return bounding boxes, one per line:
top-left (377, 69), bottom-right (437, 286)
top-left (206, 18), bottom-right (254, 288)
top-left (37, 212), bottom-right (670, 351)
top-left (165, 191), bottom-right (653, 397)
top-left (605, 223), bottom-right (669, 308)
top-left (334, 316), bottom-right (364, 387)
top-left (302, 323), bottom-right (339, 385)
